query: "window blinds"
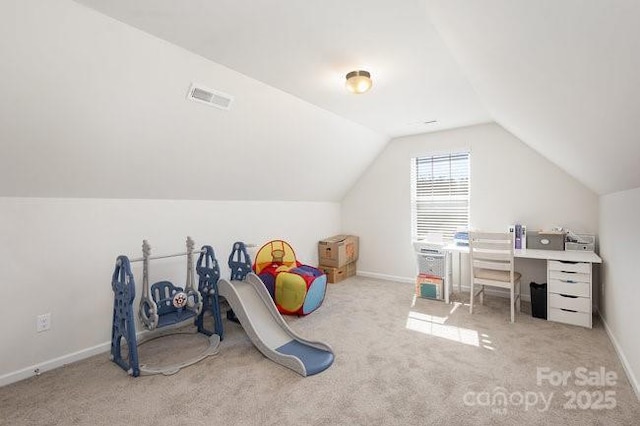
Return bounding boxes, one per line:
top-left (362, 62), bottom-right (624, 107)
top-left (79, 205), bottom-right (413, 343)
top-left (411, 152), bottom-right (470, 241)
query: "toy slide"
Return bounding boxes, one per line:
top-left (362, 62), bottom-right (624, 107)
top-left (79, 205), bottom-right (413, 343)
top-left (217, 273), bottom-right (334, 376)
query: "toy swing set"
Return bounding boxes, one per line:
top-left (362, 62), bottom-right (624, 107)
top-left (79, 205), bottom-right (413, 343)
top-left (110, 237), bottom-right (333, 377)
top-left (110, 237), bottom-right (224, 376)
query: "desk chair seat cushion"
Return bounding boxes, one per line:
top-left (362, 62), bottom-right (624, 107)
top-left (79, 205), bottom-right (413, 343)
top-left (474, 269), bottom-right (522, 283)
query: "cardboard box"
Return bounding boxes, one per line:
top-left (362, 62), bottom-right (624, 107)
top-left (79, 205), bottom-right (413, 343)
top-left (345, 262), bottom-right (357, 278)
top-left (318, 235), bottom-right (359, 268)
top-left (319, 261), bottom-right (357, 284)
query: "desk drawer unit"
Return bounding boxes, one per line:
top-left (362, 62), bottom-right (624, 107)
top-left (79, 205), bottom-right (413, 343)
top-left (548, 308), bottom-right (592, 328)
top-left (548, 260), bottom-right (590, 273)
top-left (549, 293), bottom-right (591, 312)
top-left (549, 270), bottom-right (590, 283)
top-left (547, 260), bottom-right (592, 328)
top-left (548, 279), bottom-right (590, 297)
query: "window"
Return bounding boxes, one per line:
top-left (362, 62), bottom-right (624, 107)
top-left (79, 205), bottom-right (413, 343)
top-left (411, 152), bottom-right (470, 241)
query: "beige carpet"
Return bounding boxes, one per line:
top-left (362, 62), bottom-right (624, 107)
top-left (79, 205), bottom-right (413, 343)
top-left (1, 276), bottom-right (639, 425)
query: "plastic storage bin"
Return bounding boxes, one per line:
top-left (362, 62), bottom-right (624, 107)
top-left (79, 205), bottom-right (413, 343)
top-left (416, 252), bottom-right (445, 277)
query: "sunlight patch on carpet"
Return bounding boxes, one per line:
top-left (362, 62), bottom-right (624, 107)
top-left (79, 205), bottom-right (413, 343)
top-left (405, 311), bottom-right (480, 347)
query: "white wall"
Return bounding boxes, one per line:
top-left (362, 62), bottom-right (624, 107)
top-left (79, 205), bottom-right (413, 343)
top-left (0, 197), bottom-right (340, 385)
top-left (599, 187), bottom-right (640, 397)
top-left (0, 0), bottom-right (387, 202)
top-left (342, 123), bottom-right (599, 293)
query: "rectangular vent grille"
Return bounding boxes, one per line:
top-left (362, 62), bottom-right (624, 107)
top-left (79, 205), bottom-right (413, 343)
top-left (187, 84), bottom-right (233, 110)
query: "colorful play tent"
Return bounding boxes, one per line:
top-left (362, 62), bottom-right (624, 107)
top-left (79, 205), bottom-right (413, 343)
top-left (254, 240), bottom-right (327, 315)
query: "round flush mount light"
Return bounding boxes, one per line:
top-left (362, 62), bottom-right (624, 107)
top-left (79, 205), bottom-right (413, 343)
top-left (345, 70), bottom-right (372, 94)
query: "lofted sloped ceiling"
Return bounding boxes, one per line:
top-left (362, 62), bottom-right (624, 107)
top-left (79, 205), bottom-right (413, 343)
top-left (426, 0), bottom-right (640, 195)
top-left (72, 0), bottom-right (640, 196)
top-left (0, 0), bottom-right (390, 202)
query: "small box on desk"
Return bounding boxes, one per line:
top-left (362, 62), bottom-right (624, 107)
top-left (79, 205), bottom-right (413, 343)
top-left (318, 235), bottom-right (359, 268)
top-left (526, 231), bottom-right (565, 250)
top-left (415, 275), bottom-right (443, 300)
top-left (318, 262), bottom-right (356, 284)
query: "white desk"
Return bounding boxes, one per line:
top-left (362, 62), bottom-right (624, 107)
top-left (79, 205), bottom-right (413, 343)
top-left (444, 244), bottom-right (604, 262)
top-left (442, 244), bottom-right (602, 327)
top-left (513, 248), bottom-right (602, 263)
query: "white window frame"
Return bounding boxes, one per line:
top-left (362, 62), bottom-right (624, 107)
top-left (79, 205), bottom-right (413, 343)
top-left (410, 152), bottom-right (470, 241)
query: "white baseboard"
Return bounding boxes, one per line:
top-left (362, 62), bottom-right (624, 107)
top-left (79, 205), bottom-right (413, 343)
top-left (356, 270), bottom-right (531, 302)
top-left (599, 313), bottom-right (640, 401)
top-left (0, 327), bottom-right (157, 387)
top-left (0, 341), bottom-right (111, 388)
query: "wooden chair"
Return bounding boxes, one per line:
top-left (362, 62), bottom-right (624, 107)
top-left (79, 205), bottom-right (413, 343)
top-left (469, 232), bottom-right (521, 322)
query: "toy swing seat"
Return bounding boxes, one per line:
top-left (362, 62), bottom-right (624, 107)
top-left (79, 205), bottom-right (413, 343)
top-left (110, 237), bottom-right (223, 377)
top-left (254, 240), bottom-right (327, 315)
top-left (141, 280), bottom-right (197, 328)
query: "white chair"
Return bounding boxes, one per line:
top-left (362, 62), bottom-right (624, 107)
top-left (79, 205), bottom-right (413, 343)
top-left (469, 232), bottom-right (521, 322)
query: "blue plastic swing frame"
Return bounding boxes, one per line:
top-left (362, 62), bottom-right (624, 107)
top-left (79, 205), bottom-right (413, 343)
top-left (109, 245), bottom-right (224, 377)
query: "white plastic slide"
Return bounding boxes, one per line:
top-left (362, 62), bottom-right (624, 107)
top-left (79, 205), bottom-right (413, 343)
top-left (217, 273), bottom-right (334, 376)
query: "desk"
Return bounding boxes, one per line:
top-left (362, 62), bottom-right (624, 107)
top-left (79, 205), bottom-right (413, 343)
top-left (514, 248), bottom-right (602, 263)
top-left (442, 244), bottom-right (602, 327)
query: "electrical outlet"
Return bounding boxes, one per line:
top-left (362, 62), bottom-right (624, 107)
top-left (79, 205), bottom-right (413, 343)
top-left (36, 313), bottom-right (51, 332)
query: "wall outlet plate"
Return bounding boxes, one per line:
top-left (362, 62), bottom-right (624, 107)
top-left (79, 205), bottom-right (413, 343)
top-left (37, 313), bottom-right (51, 332)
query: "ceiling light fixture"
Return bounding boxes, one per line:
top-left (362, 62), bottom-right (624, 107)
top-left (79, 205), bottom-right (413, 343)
top-left (345, 70), bottom-right (372, 94)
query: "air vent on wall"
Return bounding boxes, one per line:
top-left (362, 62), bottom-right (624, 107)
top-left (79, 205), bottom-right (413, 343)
top-left (187, 83), bottom-right (234, 110)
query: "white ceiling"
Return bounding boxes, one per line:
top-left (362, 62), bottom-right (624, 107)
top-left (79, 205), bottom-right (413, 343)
top-left (73, 0), bottom-right (640, 195)
top-left (73, 0), bottom-right (491, 138)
